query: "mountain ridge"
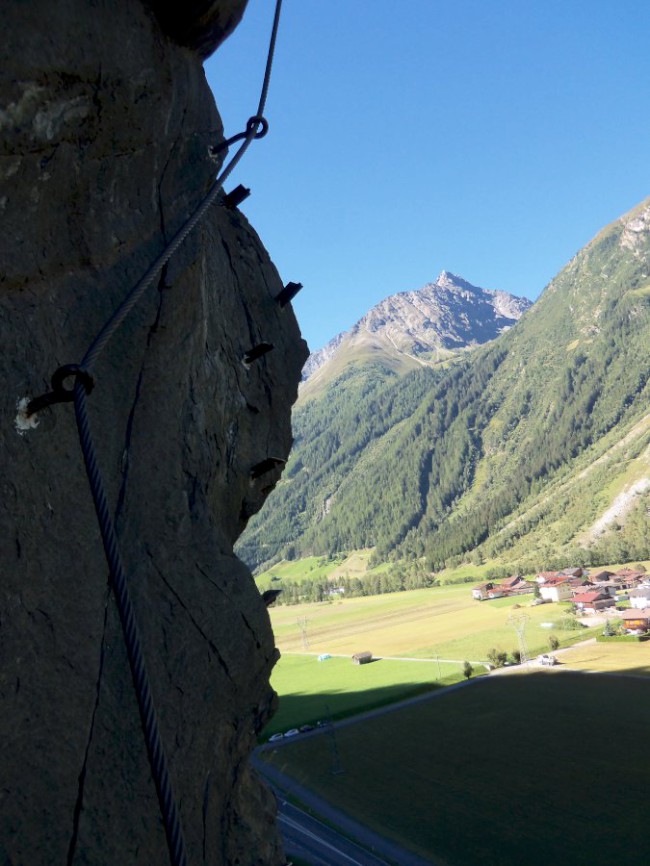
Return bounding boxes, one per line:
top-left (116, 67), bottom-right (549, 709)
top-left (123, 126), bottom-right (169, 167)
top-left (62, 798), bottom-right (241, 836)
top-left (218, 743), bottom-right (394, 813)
top-left (240, 196), bottom-right (650, 574)
top-left (301, 271), bottom-right (532, 388)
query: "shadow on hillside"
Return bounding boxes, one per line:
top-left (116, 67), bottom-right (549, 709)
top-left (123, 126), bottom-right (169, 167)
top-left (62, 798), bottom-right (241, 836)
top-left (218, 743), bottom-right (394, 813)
top-left (259, 670), bottom-right (650, 866)
top-left (263, 680), bottom-right (451, 738)
top-left (262, 665), bottom-right (650, 740)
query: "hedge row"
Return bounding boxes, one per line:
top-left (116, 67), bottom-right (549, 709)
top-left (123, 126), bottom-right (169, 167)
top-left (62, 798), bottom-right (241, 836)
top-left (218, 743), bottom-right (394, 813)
top-left (596, 633), bottom-right (650, 643)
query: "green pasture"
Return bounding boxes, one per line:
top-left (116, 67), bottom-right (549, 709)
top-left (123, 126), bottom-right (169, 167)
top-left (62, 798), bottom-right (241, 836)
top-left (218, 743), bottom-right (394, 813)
top-left (255, 550), bottom-right (507, 590)
top-left (264, 673), bottom-right (650, 865)
top-left (264, 653), bottom-right (468, 737)
top-left (268, 584), bottom-right (599, 660)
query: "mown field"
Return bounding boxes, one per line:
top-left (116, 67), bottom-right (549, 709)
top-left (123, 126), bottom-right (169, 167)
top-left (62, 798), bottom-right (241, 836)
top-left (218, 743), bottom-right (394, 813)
top-left (268, 584), bottom-right (597, 660)
top-left (264, 654), bottom-right (470, 737)
top-left (263, 672), bottom-right (650, 865)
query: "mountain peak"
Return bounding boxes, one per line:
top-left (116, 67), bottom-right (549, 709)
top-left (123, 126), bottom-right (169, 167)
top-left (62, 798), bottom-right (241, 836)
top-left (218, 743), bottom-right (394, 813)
top-left (302, 274), bottom-right (532, 385)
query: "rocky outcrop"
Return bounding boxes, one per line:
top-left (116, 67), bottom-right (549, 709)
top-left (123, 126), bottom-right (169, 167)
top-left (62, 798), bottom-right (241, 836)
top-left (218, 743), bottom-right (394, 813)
top-left (1, 1), bottom-right (306, 864)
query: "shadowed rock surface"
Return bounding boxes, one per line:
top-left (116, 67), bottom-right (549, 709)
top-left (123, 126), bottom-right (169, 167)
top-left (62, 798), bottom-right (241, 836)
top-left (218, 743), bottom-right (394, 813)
top-left (0, 1), bottom-right (307, 863)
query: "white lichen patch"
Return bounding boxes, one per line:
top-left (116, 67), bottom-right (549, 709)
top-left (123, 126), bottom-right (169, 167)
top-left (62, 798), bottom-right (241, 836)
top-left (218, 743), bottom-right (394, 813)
top-left (33, 96), bottom-right (91, 141)
top-left (15, 397), bottom-right (39, 435)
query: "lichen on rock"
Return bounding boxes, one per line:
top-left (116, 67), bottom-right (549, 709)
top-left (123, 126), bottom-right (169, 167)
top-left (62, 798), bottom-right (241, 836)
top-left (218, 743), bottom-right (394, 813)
top-left (0, 1), bottom-right (306, 863)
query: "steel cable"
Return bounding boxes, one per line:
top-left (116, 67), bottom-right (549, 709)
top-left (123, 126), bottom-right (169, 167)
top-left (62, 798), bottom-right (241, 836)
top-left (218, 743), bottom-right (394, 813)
top-left (74, 382), bottom-right (188, 866)
top-left (55, 2), bottom-right (285, 863)
top-left (82, 0), bottom-right (283, 371)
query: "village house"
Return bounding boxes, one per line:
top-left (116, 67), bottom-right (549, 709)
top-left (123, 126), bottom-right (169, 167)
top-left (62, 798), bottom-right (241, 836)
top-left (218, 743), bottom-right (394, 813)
top-left (621, 608), bottom-right (650, 633)
top-left (567, 576), bottom-right (592, 591)
top-left (629, 586), bottom-right (650, 609)
top-left (590, 569), bottom-right (615, 582)
top-left (472, 582), bottom-right (505, 601)
top-left (571, 590), bottom-right (613, 614)
top-left (535, 571), bottom-right (560, 584)
top-left (500, 575), bottom-right (535, 595)
top-left (472, 576), bottom-right (534, 600)
top-left (559, 567), bottom-right (584, 578)
top-left (538, 575), bottom-right (573, 603)
top-left (613, 568), bottom-right (646, 589)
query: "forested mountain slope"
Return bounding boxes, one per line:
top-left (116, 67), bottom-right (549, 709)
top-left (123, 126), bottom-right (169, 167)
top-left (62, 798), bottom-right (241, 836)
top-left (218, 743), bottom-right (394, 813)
top-left (301, 271), bottom-right (531, 400)
top-left (238, 197), bottom-right (650, 573)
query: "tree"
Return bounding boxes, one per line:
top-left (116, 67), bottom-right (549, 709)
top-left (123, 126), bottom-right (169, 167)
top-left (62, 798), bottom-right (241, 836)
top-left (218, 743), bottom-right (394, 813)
top-left (602, 619), bottom-right (615, 637)
top-left (549, 634), bottom-right (560, 651)
top-left (463, 661), bottom-right (474, 680)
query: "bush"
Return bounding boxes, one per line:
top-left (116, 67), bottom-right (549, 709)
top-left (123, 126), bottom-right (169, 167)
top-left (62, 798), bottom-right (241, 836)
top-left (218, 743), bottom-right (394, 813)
top-left (487, 648), bottom-right (508, 668)
top-left (555, 616), bottom-right (584, 632)
top-left (548, 635), bottom-right (560, 651)
top-left (596, 634), bottom-right (650, 643)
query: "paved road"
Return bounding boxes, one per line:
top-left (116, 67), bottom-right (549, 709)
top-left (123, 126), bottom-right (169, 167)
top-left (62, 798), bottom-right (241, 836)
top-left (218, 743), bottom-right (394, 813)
top-left (277, 799), bottom-right (393, 866)
top-left (254, 756), bottom-right (436, 866)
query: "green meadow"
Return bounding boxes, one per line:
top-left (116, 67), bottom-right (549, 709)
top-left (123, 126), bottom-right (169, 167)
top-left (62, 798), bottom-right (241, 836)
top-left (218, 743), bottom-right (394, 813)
top-left (268, 583), bottom-right (599, 660)
top-left (265, 654), bottom-right (468, 736)
top-left (263, 673), bottom-right (650, 865)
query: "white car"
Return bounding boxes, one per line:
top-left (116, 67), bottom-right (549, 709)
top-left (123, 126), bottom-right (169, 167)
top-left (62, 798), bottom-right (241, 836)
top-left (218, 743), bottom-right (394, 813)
top-left (268, 732), bottom-right (284, 742)
top-left (284, 728), bottom-right (300, 737)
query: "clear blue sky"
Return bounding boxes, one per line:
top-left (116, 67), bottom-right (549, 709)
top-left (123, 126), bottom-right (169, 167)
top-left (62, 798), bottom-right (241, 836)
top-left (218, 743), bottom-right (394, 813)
top-left (205, 0), bottom-right (650, 352)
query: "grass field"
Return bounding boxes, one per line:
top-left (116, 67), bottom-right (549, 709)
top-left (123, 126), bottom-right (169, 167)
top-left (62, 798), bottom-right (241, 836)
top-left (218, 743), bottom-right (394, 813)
top-left (254, 551), bottom-right (505, 590)
top-left (556, 640), bottom-right (650, 673)
top-left (263, 672), bottom-right (650, 865)
top-left (269, 585), bottom-right (599, 660)
top-left (264, 654), bottom-right (470, 736)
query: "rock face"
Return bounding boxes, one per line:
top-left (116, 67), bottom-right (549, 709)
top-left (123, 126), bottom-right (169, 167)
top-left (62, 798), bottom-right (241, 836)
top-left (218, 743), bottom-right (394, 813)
top-left (303, 271), bottom-right (532, 380)
top-left (1, 2), bottom-right (307, 864)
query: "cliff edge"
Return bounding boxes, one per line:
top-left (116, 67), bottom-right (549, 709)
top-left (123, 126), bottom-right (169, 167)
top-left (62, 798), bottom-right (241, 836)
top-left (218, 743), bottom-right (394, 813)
top-left (1, 1), bottom-right (307, 863)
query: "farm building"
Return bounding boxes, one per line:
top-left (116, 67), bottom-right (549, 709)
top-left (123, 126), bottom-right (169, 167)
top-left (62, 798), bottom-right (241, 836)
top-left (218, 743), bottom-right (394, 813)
top-left (352, 652), bottom-right (373, 665)
top-left (613, 569), bottom-right (646, 589)
top-left (590, 570), bottom-right (615, 582)
top-left (472, 577), bottom-right (533, 600)
top-left (621, 609), bottom-right (650, 632)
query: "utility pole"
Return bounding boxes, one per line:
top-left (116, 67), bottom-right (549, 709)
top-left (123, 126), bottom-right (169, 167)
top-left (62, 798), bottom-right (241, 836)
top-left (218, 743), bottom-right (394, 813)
top-left (296, 617), bottom-right (310, 650)
top-left (507, 612), bottom-right (530, 667)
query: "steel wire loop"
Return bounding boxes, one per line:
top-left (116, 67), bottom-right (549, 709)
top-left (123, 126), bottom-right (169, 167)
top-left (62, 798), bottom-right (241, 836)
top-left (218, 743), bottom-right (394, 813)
top-left (28, 2), bottom-right (286, 864)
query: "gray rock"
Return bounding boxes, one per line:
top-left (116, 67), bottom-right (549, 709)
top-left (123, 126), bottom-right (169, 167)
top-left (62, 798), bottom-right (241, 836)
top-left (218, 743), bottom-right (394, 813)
top-left (302, 270), bottom-right (532, 380)
top-left (1, 1), bottom-right (306, 863)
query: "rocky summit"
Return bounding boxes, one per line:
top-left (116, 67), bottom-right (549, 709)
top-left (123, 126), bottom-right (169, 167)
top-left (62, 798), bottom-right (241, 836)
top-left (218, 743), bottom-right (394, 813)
top-left (302, 271), bottom-right (532, 382)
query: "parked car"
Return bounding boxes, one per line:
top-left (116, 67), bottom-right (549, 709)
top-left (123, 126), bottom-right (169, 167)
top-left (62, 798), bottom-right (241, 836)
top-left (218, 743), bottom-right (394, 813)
top-left (539, 654), bottom-right (557, 666)
top-left (268, 733), bottom-right (284, 742)
top-left (284, 728), bottom-right (300, 737)
top-left (299, 724), bottom-right (314, 733)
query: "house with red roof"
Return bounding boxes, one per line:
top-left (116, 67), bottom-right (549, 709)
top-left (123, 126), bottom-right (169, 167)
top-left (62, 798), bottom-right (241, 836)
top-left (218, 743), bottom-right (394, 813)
top-left (613, 569), bottom-right (646, 589)
top-left (538, 575), bottom-right (573, 603)
top-left (571, 590), bottom-right (613, 614)
top-left (472, 582), bottom-right (504, 601)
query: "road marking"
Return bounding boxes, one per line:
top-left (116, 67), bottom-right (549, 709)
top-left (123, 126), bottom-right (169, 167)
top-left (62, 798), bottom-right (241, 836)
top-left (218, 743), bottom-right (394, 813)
top-left (278, 813), bottom-right (368, 865)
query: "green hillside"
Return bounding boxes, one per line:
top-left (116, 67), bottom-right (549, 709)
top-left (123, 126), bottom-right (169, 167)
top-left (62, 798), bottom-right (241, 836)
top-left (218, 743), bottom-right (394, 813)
top-left (238, 198), bottom-right (650, 573)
